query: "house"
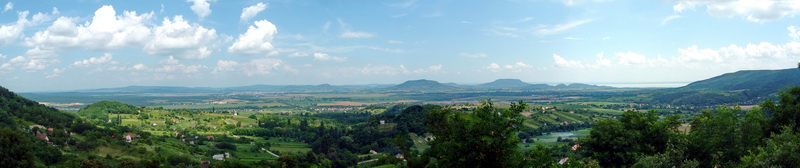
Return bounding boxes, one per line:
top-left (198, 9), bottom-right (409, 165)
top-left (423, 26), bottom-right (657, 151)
top-left (35, 133), bottom-right (49, 142)
top-left (369, 150), bottom-right (378, 154)
top-left (199, 161), bottom-right (210, 168)
top-left (47, 128), bottom-right (54, 132)
top-left (207, 136), bottom-right (215, 140)
top-left (212, 154), bottom-right (225, 161)
top-left (571, 144), bottom-right (581, 151)
top-left (558, 157), bottom-right (569, 165)
top-left (125, 133), bottom-right (135, 143)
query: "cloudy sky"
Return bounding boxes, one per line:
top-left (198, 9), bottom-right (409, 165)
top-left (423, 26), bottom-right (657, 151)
top-left (1, 0), bottom-right (799, 92)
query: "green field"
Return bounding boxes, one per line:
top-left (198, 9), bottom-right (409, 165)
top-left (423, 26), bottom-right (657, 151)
top-left (530, 128), bottom-right (591, 146)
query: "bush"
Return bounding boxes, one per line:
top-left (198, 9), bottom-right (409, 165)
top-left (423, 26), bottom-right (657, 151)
top-left (215, 142), bottom-right (237, 150)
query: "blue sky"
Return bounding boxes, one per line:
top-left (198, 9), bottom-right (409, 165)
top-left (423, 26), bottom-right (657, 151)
top-left (1, 0), bottom-right (799, 92)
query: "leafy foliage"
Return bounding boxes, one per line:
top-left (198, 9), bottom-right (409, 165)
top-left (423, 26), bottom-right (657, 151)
top-left (425, 100), bottom-right (528, 167)
top-left (581, 110), bottom-right (681, 167)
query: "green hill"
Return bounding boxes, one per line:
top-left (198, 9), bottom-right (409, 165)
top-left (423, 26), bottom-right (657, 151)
top-left (478, 79), bottom-right (531, 88)
top-left (77, 101), bottom-right (138, 120)
top-left (680, 68), bottom-right (800, 95)
top-left (643, 68), bottom-right (800, 106)
top-left (384, 79), bottom-right (460, 92)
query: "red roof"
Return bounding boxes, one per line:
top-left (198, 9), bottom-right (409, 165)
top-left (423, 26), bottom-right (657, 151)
top-left (35, 133), bottom-right (47, 139)
top-left (47, 128), bottom-right (54, 132)
top-left (128, 133), bottom-right (135, 138)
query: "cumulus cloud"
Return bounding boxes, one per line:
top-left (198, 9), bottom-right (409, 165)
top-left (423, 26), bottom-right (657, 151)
top-left (313, 53), bottom-right (346, 62)
top-left (0, 47), bottom-right (58, 71)
top-left (187, 0), bottom-right (211, 19)
top-left (340, 31), bottom-right (374, 38)
top-left (132, 64), bottom-right (147, 70)
top-left (537, 20), bottom-right (593, 35)
top-left (552, 26), bottom-right (800, 71)
top-left (73, 53), bottom-right (116, 66)
top-left (486, 62), bottom-right (533, 72)
top-left (460, 52), bottom-right (487, 58)
top-left (358, 64), bottom-right (401, 75)
top-left (240, 3), bottom-right (267, 23)
top-left (212, 58), bottom-right (292, 76)
top-left (145, 15), bottom-right (217, 59)
top-left (212, 60), bottom-right (239, 73)
top-left (228, 20), bottom-right (277, 55)
top-left (0, 11), bottom-right (27, 46)
top-left (244, 58), bottom-right (287, 76)
top-left (553, 54), bottom-right (585, 68)
top-left (672, 0), bottom-right (800, 22)
top-left (3, 2), bottom-right (12, 12)
top-left (25, 6), bottom-right (154, 50)
top-left (45, 68), bottom-right (63, 78)
top-left (413, 64), bottom-right (442, 74)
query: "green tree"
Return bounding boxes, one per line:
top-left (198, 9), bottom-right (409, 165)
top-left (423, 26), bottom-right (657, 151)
top-left (425, 100), bottom-right (528, 167)
top-left (762, 86), bottom-right (800, 134)
top-left (0, 127), bottom-right (35, 168)
top-left (582, 110), bottom-right (681, 167)
top-left (740, 126), bottom-right (800, 167)
top-left (686, 106), bottom-right (765, 166)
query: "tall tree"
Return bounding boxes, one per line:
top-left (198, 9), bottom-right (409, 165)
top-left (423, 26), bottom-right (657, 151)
top-left (762, 86), bottom-right (800, 134)
top-left (582, 110), bottom-right (681, 167)
top-left (0, 127), bottom-right (35, 168)
top-left (425, 100), bottom-right (528, 167)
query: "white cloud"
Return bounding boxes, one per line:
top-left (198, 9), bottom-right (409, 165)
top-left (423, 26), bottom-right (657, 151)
top-left (187, 0), bottom-right (212, 19)
top-left (228, 19), bottom-right (277, 55)
top-left (132, 64), bottom-right (147, 70)
top-left (553, 54), bottom-right (585, 68)
top-left (3, 2), bottom-right (12, 12)
top-left (145, 15), bottom-right (217, 59)
top-left (73, 53), bottom-right (116, 66)
top-left (1, 47), bottom-right (58, 71)
top-left (615, 52), bottom-right (647, 65)
top-left (413, 64), bottom-right (442, 73)
top-left (789, 26), bottom-right (800, 41)
top-left (244, 58), bottom-right (288, 76)
top-left (553, 26), bottom-right (800, 71)
top-left (211, 58), bottom-right (292, 76)
top-left (25, 6), bottom-right (154, 50)
top-left (459, 52), bottom-right (487, 58)
top-left (672, 0), bottom-right (800, 22)
top-left (388, 40), bottom-right (403, 44)
top-left (289, 52), bottom-right (309, 57)
top-left (537, 20), bottom-right (593, 35)
top-left (661, 15), bottom-right (682, 26)
top-left (212, 60), bottom-right (239, 73)
top-left (46, 68), bottom-right (63, 78)
top-left (358, 64), bottom-right (400, 75)
top-left (486, 63), bottom-right (501, 71)
top-left (313, 53), bottom-right (346, 62)
top-left (240, 3), bottom-right (267, 23)
top-left (486, 62), bottom-right (533, 72)
top-left (0, 11), bottom-right (36, 46)
top-left (341, 31), bottom-right (374, 38)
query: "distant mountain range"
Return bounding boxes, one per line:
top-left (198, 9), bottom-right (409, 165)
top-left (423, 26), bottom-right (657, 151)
top-left (31, 68), bottom-right (800, 95)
